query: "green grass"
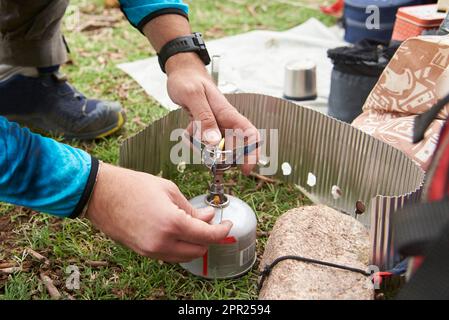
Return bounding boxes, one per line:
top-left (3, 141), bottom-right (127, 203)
top-left (1, 170), bottom-right (309, 300)
top-left (0, 0), bottom-right (332, 300)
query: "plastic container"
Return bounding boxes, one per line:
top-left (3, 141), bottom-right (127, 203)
top-left (327, 39), bottom-right (399, 123)
top-left (344, 0), bottom-right (425, 43)
top-left (392, 4), bottom-right (446, 41)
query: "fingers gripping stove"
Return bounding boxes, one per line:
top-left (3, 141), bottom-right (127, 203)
top-left (119, 0), bottom-right (189, 31)
top-left (0, 116), bottom-right (98, 218)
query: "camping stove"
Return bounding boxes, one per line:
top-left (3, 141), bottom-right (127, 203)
top-left (180, 140), bottom-right (258, 279)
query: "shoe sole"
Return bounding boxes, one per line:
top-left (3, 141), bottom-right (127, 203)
top-left (64, 110), bottom-right (127, 140)
top-left (94, 111), bottom-right (126, 139)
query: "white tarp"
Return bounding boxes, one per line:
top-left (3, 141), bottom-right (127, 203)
top-left (118, 18), bottom-right (345, 113)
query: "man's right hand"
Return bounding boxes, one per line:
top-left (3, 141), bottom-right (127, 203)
top-left (85, 163), bottom-right (232, 263)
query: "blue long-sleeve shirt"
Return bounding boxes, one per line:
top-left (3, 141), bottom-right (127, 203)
top-left (0, 117), bottom-right (93, 217)
top-left (0, 0), bottom-right (188, 217)
top-left (120, 0), bottom-right (189, 31)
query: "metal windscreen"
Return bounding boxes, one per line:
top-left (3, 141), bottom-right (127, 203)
top-left (120, 93), bottom-right (425, 270)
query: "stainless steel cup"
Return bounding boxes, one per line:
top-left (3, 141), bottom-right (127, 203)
top-left (283, 59), bottom-right (317, 101)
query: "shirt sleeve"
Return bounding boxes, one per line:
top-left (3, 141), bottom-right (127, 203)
top-left (119, 0), bottom-right (189, 31)
top-left (0, 116), bottom-right (98, 218)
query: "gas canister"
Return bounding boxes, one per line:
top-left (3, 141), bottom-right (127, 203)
top-left (181, 194), bottom-right (257, 279)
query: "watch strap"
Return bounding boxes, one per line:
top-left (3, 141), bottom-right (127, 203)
top-left (158, 33), bottom-right (211, 73)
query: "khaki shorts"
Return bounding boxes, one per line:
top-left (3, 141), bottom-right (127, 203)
top-left (0, 0), bottom-right (69, 67)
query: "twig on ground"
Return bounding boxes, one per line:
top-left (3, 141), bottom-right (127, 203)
top-left (249, 172), bottom-right (278, 184)
top-left (255, 180), bottom-right (266, 191)
top-left (257, 230), bottom-right (270, 237)
top-left (26, 248), bottom-right (50, 265)
top-left (228, 0), bottom-right (246, 5)
top-left (246, 5), bottom-right (257, 18)
top-left (40, 273), bottom-right (62, 300)
top-left (66, 293), bottom-right (76, 300)
top-left (77, 14), bottom-right (123, 32)
top-left (0, 266), bottom-right (22, 274)
top-left (0, 262), bottom-right (16, 269)
top-left (276, 0), bottom-right (320, 10)
top-left (85, 260), bottom-right (109, 267)
top-left (132, 117), bottom-right (146, 127)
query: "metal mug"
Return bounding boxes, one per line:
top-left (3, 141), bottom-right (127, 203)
top-left (283, 59), bottom-right (317, 101)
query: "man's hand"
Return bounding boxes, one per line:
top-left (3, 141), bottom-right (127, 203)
top-left (142, 15), bottom-right (259, 175)
top-left (85, 163), bottom-right (232, 263)
top-left (166, 52), bottom-right (259, 175)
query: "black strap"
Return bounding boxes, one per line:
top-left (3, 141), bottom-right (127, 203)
top-left (158, 33), bottom-right (211, 73)
top-left (413, 92), bottom-right (449, 143)
top-left (258, 255), bottom-right (370, 293)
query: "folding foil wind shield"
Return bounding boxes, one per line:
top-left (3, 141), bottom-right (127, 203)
top-left (119, 93), bottom-right (425, 270)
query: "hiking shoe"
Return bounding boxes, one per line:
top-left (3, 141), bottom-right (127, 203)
top-left (0, 69), bottom-right (126, 140)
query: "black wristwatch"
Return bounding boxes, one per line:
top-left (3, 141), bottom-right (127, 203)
top-left (158, 32), bottom-right (211, 73)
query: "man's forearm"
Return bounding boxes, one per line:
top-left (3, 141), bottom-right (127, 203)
top-left (119, 1), bottom-right (206, 75)
top-left (142, 13), bottom-right (190, 52)
top-left (120, 0), bottom-right (258, 151)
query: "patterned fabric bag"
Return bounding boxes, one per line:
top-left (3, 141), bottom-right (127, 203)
top-left (352, 36), bottom-right (449, 169)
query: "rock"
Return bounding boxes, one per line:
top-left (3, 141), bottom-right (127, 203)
top-left (259, 205), bottom-right (374, 300)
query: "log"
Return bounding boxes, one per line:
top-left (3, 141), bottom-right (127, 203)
top-left (259, 205), bottom-right (374, 300)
